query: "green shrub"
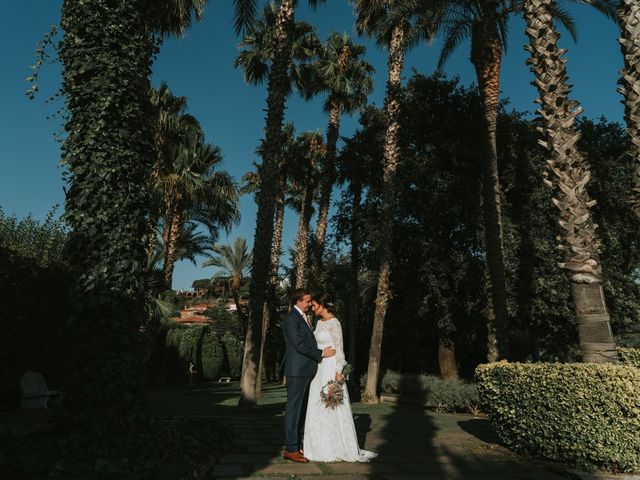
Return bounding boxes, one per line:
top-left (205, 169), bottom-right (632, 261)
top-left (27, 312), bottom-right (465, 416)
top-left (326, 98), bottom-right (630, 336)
top-left (221, 332), bottom-right (242, 379)
top-left (476, 362), bottom-right (640, 472)
top-left (618, 347), bottom-right (640, 368)
top-left (0, 417), bottom-right (232, 479)
top-left (0, 208), bottom-right (71, 406)
top-left (201, 331), bottom-right (224, 380)
top-left (206, 303), bottom-right (242, 337)
top-left (165, 326), bottom-right (185, 350)
top-left (380, 370), bottom-right (479, 412)
top-left (178, 326), bottom-right (206, 364)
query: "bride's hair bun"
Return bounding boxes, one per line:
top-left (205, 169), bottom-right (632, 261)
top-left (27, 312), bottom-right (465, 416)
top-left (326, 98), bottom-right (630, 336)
top-left (313, 292), bottom-right (336, 314)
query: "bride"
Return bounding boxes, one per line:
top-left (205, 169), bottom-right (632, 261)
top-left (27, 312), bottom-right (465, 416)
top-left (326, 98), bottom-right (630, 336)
top-left (302, 293), bottom-right (377, 463)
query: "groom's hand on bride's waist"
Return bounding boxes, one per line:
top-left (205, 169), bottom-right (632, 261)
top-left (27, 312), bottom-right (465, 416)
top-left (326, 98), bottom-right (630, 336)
top-left (322, 347), bottom-right (336, 358)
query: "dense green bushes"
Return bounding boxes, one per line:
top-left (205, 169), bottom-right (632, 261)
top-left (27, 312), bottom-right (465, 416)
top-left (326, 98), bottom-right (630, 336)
top-left (0, 208), bottom-right (70, 406)
top-left (363, 369), bottom-right (479, 412)
top-left (221, 331), bottom-right (243, 378)
top-left (476, 362), bottom-right (640, 472)
top-left (0, 417), bottom-right (232, 480)
top-left (618, 347), bottom-right (640, 368)
top-left (201, 331), bottom-right (224, 379)
top-left (159, 321), bottom-right (241, 381)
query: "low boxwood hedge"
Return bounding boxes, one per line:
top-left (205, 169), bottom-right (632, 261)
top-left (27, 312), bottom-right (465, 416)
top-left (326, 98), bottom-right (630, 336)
top-left (618, 347), bottom-right (640, 368)
top-left (372, 369), bottom-right (479, 412)
top-left (475, 362), bottom-right (640, 472)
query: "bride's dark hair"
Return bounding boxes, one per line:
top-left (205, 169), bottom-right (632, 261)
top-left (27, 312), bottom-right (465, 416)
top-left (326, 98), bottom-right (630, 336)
top-left (313, 292), bottom-right (336, 315)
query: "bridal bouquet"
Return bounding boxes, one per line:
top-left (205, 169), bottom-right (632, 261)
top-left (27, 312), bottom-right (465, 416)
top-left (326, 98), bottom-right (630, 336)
top-left (320, 364), bottom-right (353, 409)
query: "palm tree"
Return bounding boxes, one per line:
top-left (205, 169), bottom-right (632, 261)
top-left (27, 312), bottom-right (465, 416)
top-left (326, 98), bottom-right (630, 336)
top-left (524, 0), bottom-right (618, 363)
top-left (438, 0), bottom-right (617, 363)
top-left (304, 32), bottom-right (375, 288)
top-left (354, 0), bottom-right (442, 403)
top-left (291, 132), bottom-right (324, 288)
top-left (235, 1), bottom-right (320, 90)
top-left (157, 127), bottom-right (240, 291)
top-left (203, 237), bottom-right (253, 336)
top-left (438, 0), bottom-right (510, 360)
top-left (618, 0), bottom-right (640, 218)
top-left (336, 106), bottom-right (386, 371)
top-left (235, 0), bottom-right (326, 406)
top-left (148, 83), bottom-right (201, 264)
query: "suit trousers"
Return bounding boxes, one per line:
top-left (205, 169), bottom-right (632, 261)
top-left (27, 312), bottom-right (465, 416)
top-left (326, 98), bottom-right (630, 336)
top-left (284, 375), bottom-right (312, 452)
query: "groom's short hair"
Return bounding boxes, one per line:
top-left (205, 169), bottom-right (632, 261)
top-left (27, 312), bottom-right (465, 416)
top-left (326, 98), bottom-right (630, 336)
top-left (291, 288), bottom-right (309, 305)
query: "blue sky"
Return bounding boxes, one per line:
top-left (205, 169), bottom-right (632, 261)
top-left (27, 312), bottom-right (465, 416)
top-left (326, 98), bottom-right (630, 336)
top-left (1, 1), bottom-right (623, 289)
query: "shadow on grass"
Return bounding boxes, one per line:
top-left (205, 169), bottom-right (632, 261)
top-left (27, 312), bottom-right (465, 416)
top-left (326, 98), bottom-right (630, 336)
top-left (147, 380), bottom-right (579, 479)
top-left (457, 417), bottom-right (503, 445)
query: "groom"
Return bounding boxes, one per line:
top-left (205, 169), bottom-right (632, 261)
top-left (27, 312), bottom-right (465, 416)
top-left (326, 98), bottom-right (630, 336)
top-left (281, 288), bottom-right (335, 463)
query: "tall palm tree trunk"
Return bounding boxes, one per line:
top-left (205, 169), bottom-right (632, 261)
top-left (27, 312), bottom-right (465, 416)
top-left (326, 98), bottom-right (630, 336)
top-left (311, 101), bottom-right (341, 287)
top-left (256, 177), bottom-right (286, 395)
top-left (524, 0), bottom-right (617, 363)
top-left (241, 0), bottom-right (296, 406)
top-left (295, 152), bottom-right (318, 288)
top-left (362, 24), bottom-right (405, 404)
top-left (162, 205), bottom-right (183, 292)
top-left (471, 14), bottom-right (508, 361)
top-left (618, 0), bottom-right (640, 218)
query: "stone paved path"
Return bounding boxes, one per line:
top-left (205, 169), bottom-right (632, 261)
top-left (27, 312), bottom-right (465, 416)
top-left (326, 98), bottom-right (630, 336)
top-left (149, 382), bottom-right (639, 480)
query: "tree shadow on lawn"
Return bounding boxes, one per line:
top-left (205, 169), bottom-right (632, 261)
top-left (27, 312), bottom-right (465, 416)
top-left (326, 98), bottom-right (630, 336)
top-left (456, 417), bottom-right (503, 446)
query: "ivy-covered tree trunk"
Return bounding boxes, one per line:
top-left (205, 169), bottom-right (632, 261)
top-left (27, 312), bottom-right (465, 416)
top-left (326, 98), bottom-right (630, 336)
top-left (240, 0), bottom-right (295, 406)
top-left (60, 0), bottom-right (155, 426)
top-left (311, 100), bottom-right (340, 288)
top-left (362, 24), bottom-right (405, 404)
top-left (524, 0), bottom-right (618, 363)
top-left (618, 0), bottom-right (640, 219)
top-left (471, 10), bottom-right (508, 362)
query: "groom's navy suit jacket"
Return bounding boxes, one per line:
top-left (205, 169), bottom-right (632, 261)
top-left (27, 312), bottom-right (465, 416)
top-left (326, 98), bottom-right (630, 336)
top-left (282, 308), bottom-right (322, 377)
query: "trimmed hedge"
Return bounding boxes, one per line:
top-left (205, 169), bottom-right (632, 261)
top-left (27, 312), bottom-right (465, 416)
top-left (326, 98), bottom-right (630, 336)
top-left (618, 347), bottom-right (640, 368)
top-left (476, 362), bottom-right (640, 472)
top-left (201, 331), bottom-right (224, 380)
top-left (221, 332), bottom-right (242, 379)
top-left (375, 370), bottom-right (479, 412)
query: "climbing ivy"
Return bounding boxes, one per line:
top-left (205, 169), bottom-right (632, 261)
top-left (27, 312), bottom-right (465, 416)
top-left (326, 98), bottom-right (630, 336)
top-left (58, 0), bottom-right (156, 429)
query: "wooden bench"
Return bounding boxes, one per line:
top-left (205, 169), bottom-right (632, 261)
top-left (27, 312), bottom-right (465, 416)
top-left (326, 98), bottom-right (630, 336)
top-left (19, 371), bottom-right (63, 410)
top-left (218, 377), bottom-right (231, 383)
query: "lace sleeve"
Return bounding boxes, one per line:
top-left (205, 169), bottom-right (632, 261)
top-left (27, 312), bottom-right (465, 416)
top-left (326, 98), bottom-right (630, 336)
top-left (329, 318), bottom-right (346, 372)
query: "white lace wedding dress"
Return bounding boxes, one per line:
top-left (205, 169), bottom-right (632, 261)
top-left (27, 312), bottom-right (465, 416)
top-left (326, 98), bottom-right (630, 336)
top-left (303, 317), bottom-right (377, 462)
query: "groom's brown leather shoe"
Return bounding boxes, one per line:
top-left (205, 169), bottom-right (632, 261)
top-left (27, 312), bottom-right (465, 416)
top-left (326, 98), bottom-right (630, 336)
top-left (283, 450), bottom-right (310, 463)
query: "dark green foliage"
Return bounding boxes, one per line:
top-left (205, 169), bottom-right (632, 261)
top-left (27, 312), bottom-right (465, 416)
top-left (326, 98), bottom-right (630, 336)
top-left (0, 208), bottom-right (70, 406)
top-left (201, 331), bottom-right (224, 379)
top-left (58, 0), bottom-right (156, 427)
top-left (618, 347), bottom-right (640, 368)
top-left (476, 362), bottom-right (640, 472)
top-left (178, 325), bottom-right (206, 364)
top-left (379, 370), bottom-right (479, 412)
top-left (0, 417), bottom-right (232, 480)
top-left (221, 331), bottom-right (243, 378)
top-left (333, 73), bottom-right (640, 376)
top-left (206, 302), bottom-right (243, 337)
